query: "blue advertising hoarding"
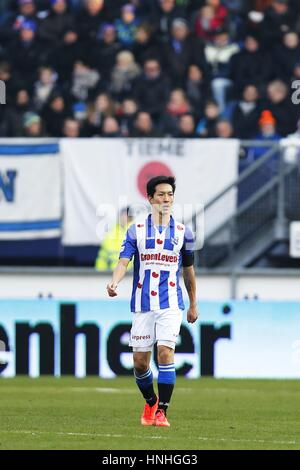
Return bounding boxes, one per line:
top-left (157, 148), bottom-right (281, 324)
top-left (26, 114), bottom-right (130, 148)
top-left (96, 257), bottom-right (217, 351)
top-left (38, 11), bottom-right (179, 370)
top-left (0, 300), bottom-right (299, 378)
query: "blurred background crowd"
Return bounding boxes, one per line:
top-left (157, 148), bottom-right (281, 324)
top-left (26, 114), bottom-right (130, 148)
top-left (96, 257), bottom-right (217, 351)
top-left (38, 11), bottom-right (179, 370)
top-left (1, 0), bottom-right (300, 140)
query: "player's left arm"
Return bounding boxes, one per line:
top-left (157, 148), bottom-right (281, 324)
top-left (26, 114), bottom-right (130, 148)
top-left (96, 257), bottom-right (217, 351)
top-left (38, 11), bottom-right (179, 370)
top-left (183, 265), bottom-right (198, 324)
top-left (182, 226), bottom-right (198, 324)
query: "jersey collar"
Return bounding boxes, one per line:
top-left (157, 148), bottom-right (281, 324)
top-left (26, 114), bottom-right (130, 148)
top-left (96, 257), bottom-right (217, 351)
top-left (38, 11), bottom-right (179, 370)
top-left (147, 214), bottom-right (174, 233)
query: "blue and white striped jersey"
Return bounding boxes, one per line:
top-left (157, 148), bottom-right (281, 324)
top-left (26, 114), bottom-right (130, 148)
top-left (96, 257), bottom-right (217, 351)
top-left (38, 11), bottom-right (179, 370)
top-left (119, 214), bottom-right (195, 313)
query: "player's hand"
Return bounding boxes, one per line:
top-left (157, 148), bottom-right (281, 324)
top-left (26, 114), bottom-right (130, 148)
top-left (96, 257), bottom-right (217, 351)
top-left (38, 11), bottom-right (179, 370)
top-left (187, 305), bottom-right (198, 324)
top-left (107, 282), bottom-right (118, 297)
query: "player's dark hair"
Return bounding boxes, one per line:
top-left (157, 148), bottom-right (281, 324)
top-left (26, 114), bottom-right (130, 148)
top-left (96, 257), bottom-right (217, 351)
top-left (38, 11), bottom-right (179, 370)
top-left (146, 176), bottom-right (176, 197)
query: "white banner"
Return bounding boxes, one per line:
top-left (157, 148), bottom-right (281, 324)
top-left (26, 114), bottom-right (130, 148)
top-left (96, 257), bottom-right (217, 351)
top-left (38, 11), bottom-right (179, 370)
top-left (0, 140), bottom-right (62, 239)
top-left (62, 138), bottom-right (239, 246)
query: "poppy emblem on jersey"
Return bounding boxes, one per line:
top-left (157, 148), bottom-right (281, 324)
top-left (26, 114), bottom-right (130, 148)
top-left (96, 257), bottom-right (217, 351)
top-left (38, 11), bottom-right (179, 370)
top-left (152, 272), bottom-right (159, 278)
top-left (157, 239), bottom-right (163, 244)
top-left (137, 224), bottom-right (144, 228)
top-left (169, 282), bottom-right (176, 287)
top-left (137, 283), bottom-right (142, 288)
top-left (177, 225), bottom-right (184, 231)
top-left (151, 291), bottom-right (157, 296)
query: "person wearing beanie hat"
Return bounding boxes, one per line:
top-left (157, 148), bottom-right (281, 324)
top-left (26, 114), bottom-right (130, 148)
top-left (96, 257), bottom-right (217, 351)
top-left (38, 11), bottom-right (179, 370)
top-left (23, 112), bottom-right (45, 137)
top-left (239, 108), bottom-right (281, 204)
top-left (115, 3), bottom-right (140, 47)
top-left (23, 111), bottom-right (41, 128)
top-left (8, 13), bottom-right (44, 88)
top-left (6, 0), bottom-right (37, 43)
top-left (245, 109), bottom-right (281, 168)
top-left (259, 109), bottom-right (276, 127)
top-left (121, 3), bottom-right (135, 14)
top-left (257, 109), bottom-right (279, 138)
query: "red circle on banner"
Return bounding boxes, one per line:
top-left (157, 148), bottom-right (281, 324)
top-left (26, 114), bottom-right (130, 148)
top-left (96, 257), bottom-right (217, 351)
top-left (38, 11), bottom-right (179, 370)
top-left (137, 162), bottom-right (174, 198)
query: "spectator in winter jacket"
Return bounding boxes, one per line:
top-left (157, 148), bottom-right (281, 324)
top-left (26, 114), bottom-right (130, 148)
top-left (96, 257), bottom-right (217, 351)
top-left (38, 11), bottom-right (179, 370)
top-left (230, 34), bottom-right (273, 92)
top-left (266, 79), bottom-right (298, 136)
top-left (229, 84), bottom-right (263, 139)
top-left (88, 24), bottom-right (122, 80)
top-left (194, 1), bottom-right (228, 41)
top-left (261, 0), bottom-right (296, 46)
top-left (76, 0), bottom-right (107, 44)
top-left (132, 23), bottom-right (162, 66)
top-left (196, 99), bottom-right (221, 137)
top-left (4, 88), bottom-right (32, 136)
top-left (48, 28), bottom-right (83, 83)
top-left (163, 18), bottom-right (206, 88)
top-left (38, 0), bottom-right (75, 46)
top-left (115, 4), bottom-right (140, 48)
top-left (176, 113), bottom-right (198, 138)
top-left (273, 31), bottom-right (300, 82)
top-left (151, 0), bottom-right (187, 43)
top-left (239, 109), bottom-right (281, 204)
top-left (133, 59), bottom-right (171, 121)
top-left (131, 111), bottom-right (162, 137)
top-left (118, 98), bottom-right (138, 137)
top-left (33, 66), bottom-right (58, 111)
top-left (42, 93), bottom-right (71, 137)
top-left (110, 50), bottom-right (141, 101)
top-left (81, 92), bottom-right (116, 136)
top-left (8, 20), bottom-right (46, 88)
top-left (22, 111), bottom-right (45, 136)
top-left (0, 0), bottom-right (39, 46)
top-left (101, 116), bottom-right (121, 137)
top-left (71, 60), bottom-right (101, 102)
top-left (205, 28), bottom-right (239, 112)
top-left (214, 118), bottom-right (234, 138)
top-left (62, 117), bottom-right (82, 137)
top-left (185, 64), bottom-right (210, 116)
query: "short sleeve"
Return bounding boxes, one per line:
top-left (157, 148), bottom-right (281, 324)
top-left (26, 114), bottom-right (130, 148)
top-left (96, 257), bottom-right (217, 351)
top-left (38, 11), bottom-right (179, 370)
top-left (181, 225), bottom-right (195, 267)
top-left (119, 224), bottom-right (137, 260)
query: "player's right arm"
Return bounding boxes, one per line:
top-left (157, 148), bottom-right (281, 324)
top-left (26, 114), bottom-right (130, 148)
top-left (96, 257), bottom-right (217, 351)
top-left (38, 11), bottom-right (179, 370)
top-left (107, 223), bottom-right (137, 297)
top-left (107, 258), bottom-right (131, 297)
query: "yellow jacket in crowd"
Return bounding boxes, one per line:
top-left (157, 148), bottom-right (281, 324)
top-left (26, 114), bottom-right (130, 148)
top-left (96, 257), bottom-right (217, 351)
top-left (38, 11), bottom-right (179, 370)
top-left (95, 223), bottom-right (132, 271)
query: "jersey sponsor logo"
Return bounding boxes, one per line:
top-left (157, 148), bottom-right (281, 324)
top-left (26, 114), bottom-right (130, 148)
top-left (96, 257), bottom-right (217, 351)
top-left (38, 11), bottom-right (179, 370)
top-left (131, 334), bottom-right (151, 341)
top-left (140, 253), bottom-right (178, 263)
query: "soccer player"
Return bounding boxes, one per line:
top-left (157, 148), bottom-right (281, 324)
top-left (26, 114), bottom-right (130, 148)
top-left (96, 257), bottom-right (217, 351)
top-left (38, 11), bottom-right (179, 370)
top-left (107, 175), bottom-right (198, 427)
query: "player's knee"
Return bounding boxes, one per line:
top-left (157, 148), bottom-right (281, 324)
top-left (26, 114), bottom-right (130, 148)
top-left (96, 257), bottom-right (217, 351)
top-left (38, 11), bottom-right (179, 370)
top-left (133, 355), bottom-right (148, 374)
top-left (157, 345), bottom-right (173, 364)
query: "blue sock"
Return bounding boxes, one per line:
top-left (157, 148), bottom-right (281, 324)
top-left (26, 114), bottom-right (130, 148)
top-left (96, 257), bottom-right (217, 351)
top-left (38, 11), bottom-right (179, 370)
top-left (134, 369), bottom-right (157, 406)
top-left (157, 363), bottom-right (176, 414)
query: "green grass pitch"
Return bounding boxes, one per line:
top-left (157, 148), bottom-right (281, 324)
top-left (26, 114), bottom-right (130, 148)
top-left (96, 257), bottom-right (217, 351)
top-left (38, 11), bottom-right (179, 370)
top-left (0, 377), bottom-right (299, 450)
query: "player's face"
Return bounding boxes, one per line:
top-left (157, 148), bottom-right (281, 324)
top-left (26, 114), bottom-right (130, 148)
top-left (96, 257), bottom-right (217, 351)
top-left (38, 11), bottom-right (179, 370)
top-left (149, 183), bottom-right (174, 216)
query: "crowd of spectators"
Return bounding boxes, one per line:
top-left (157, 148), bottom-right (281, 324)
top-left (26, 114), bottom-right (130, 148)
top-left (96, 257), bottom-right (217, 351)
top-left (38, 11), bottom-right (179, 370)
top-left (1, 0), bottom-right (300, 140)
